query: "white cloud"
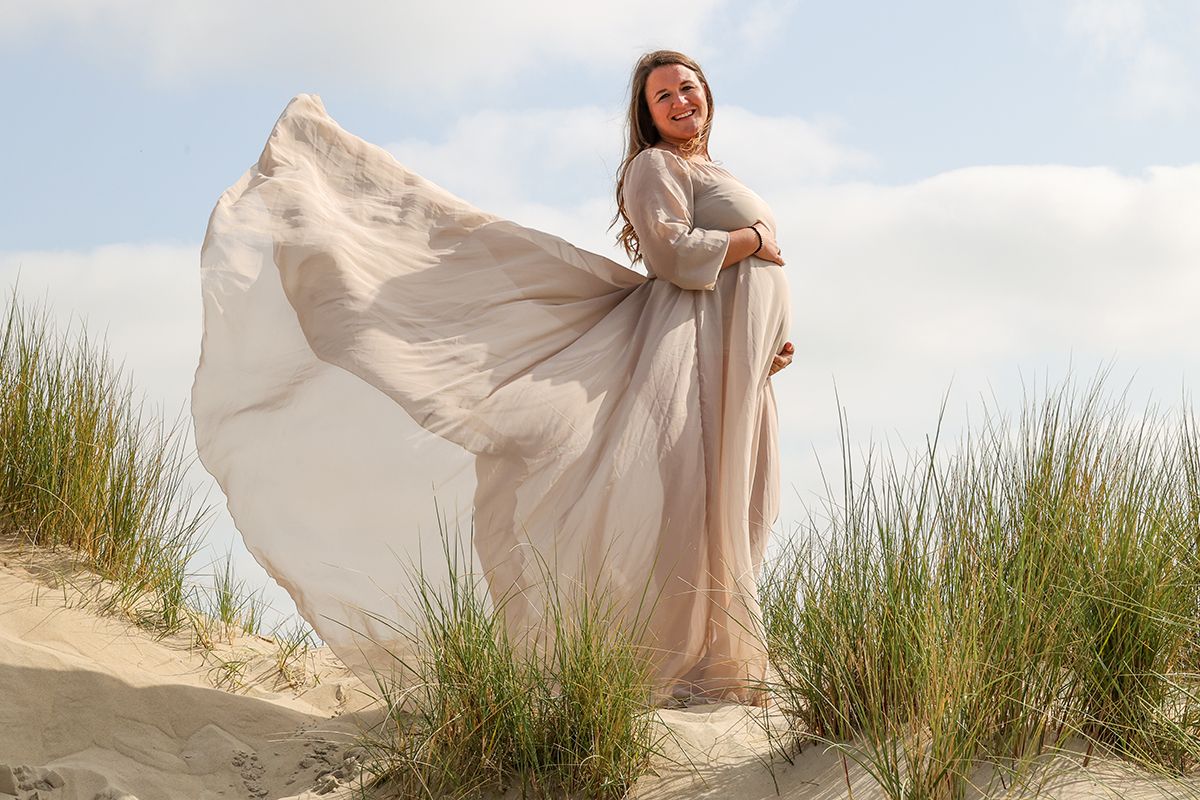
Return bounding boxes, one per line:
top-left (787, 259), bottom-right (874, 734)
top-left (1062, 0), bottom-right (1197, 116)
top-left (729, 0), bottom-right (800, 49)
top-left (774, 163), bottom-right (1200, 374)
top-left (0, 0), bottom-right (728, 92)
top-left (709, 107), bottom-right (875, 191)
top-left (1064, 0), bottom-right (1147, 54)
top-left (386, 106), bottom-right (622, 211)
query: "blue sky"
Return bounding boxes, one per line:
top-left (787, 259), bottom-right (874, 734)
top-left (2, 0), bottom-right (1198, 624)
top-left (4, 1), bottom-right (1199, 249)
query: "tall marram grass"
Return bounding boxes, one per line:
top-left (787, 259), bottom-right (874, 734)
top-left (0, 292), bottom-right (208, 632)
top-left (359, 542), bottom-right (662, 800)
top-left (763, 376), bottom-right (1200, 798)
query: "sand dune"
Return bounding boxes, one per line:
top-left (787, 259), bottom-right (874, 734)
top-left (2, 539), bottom-right (1196, 800)
top-left (0, 541), bottom-right (367, 799)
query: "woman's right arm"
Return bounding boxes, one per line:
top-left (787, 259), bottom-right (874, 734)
top-left (625, 149), bottom-right (783, 290)
top-left (624, 149), bottom-right (727, 290)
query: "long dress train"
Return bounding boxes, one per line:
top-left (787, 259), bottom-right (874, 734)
top-left (191, 94), bottom-right (790, 702)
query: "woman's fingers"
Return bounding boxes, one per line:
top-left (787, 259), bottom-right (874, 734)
top-left (769, 350), bottom-right (794, 375)
top-left (769, 336), bottom-right (794, 378)
top-left (762, 230), bottom-right (785, 266)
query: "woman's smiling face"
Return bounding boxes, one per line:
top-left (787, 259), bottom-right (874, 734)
top-left (644, 63), bottom-right (709, 148)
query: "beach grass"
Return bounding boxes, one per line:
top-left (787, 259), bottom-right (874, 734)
top-left (0, 289), bottom-right (344, 706)
top-left (0, 291), bottom-right (209, 634)
top-left (271, 618), bottom-right (317, 689)
top-left (761, 375), bottom-right (1200, 798)
top-left (357, 542), bottom-right (663, 800)
top-left (197, 547), bottom-right (268, 639)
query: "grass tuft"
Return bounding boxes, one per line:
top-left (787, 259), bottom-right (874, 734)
top-left (357, 538), bottom-right (663, 799)
top-left (0, 290), bottom-right (209, 634)
top-left (272, 619), bottom-right (317, 689)
top-left (762, 374), bottom-right (1200, 797)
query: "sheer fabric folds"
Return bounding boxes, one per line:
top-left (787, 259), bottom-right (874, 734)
top-left (192, 94), bottom-right (790, 701)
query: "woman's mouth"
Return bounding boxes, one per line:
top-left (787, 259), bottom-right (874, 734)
top-left (671, 110), bottom-right (696, 121)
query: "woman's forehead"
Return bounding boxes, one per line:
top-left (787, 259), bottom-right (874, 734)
top-left (645, 64), bottom-right (700, 94)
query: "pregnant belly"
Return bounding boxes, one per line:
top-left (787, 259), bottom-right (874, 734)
top-left (734, 256), bottom-right (791, 359)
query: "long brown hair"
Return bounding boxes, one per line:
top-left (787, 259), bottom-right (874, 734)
top-left (610, 50), bottom-right (715, 264)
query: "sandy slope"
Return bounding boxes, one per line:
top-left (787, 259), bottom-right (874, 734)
top-left (0, 540), bottom-right (370, 800)
top-left (1, 539), bottom-right (1196, 800)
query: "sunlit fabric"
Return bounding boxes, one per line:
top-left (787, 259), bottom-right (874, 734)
top-left (192, 94), bottom-right (790, 702)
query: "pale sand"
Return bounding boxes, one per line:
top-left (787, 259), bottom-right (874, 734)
top-left (1, 539), bottom-right (1196, 800)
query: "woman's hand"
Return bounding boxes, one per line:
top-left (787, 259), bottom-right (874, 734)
top-left (719, 220), bottom-right (786, 270)
top-left (769, 341), bottom-right (794, 376)
top-left (752, 222), bottom-right (784, 266)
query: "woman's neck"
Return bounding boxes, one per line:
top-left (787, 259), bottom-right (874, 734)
top-left (654, 140), bottom-right (712, 163)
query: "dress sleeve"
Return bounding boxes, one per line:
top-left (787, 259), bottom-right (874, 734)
top-left (624, 148), bottom-right (731, 291)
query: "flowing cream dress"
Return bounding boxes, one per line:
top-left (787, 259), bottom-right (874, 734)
top-left (192, 94), bottom-right (790, 702)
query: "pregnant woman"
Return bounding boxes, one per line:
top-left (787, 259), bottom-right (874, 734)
top-left (192, 49), bottom-right (792, 704)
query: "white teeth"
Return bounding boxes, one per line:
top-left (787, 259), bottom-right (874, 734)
top-left (671, 110), bottom-right (695, 121)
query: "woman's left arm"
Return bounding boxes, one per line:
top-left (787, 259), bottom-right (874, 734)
top-left (724, 221), bottom-right (785, 268)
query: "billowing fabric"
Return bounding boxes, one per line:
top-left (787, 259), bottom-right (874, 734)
top-left (192, 94), bottom-right (790, 702)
